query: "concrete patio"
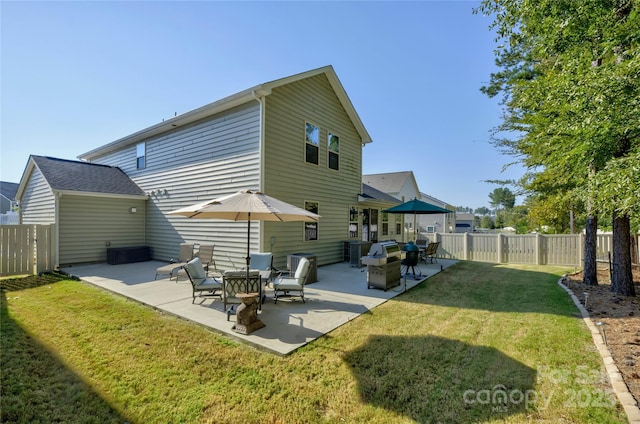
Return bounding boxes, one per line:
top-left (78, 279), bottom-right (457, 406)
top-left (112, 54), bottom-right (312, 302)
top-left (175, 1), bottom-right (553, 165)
top-left (61, 259), bottom-right (457, 355)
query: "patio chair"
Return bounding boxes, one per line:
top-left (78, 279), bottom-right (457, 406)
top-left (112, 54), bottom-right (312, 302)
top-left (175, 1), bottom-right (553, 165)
top-left (155, 243), bottom-right (194, 281)
top-left (183, 257), bottom-right (223, 304)
top-left (222, 270), bottom-right (262, 321)
top-left (422, 242), bottom-right (440, 264)
top-left (197, 244), bottom-right (221, 276)
top-left (176, 243), bottom-right (221, 281)
top-left (272, 257), bottom-right (310, 304)
top-left (249, 252), bottom-right (274, 304)
top-left (249, 252), bottom-right (275, 280)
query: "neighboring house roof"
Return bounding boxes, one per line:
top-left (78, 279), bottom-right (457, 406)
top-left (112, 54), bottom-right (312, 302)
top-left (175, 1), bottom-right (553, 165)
top-left (0, 181), bottom-right (19, 202)
top-left (362, 171), bottom-right (417, 196)
top-left (360, 183), bottom-right (401, 204)
top-left (16, 156), bottom-right (147, 200)
top-left (419, 192), bottom-right (452, 210)
top-left (78, 65), bottom-right (372, 161)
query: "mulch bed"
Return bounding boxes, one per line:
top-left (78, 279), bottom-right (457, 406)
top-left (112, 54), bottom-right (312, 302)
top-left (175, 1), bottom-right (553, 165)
top-left (564, 266), bottom-right (640, 407)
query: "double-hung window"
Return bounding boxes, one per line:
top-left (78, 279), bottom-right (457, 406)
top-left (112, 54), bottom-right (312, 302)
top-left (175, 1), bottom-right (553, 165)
top-left (328, 133), bottom-right (339, 170)
top-left (136, 142), bottom-right (146, 169)
top-left (305, 123), bottom-right (319, 165)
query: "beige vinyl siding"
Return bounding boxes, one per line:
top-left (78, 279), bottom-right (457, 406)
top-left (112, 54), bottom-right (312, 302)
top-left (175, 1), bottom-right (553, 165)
top-left (263, 73), bottom-right (363, 267)
top-left (91, 103), bottom-right (261, 266)
top-left (20, 167), bottom-right (56, 224)
top-left (58, 195), bottom-right (146, 265)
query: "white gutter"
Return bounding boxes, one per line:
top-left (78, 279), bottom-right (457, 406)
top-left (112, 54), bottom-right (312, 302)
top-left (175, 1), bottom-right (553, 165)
top-left (53, 190), bottom-right (148, 200)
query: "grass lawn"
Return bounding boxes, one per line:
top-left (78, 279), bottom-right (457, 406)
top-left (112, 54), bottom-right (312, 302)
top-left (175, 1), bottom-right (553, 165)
top-left (1, 262), bottom-right (628, 423)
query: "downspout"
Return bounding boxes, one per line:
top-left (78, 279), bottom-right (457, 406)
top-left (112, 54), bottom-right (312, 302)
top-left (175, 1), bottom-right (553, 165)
top-left (252, 90), bottom-right (266, 251)
top-left (251, 90), bottom-right (266, 191)
top-left (54, 192), bottom-right (61, 270)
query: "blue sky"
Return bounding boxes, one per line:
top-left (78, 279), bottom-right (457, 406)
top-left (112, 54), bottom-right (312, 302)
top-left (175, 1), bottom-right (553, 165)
top-left (1, 1), bottom-right (523, 209)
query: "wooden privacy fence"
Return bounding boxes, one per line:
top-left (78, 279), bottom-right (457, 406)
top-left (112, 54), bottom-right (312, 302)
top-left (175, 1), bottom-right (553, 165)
top-left (420, 232), bottom-right (638, 267)
top-left (0, 224), bottom-right (56, 276)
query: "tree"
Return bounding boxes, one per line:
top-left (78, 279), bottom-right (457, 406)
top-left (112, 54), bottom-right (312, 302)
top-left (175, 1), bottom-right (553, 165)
top-left (480, 215), bottom-right (495, 229)
top-left (476, 0), bottom-right (639, 295)
top-left (475, 206), bottom-right (491, 216)
top-left (456, 206), bottom-right (473, 213)
top-left (489, 187), bottom-right (516, 210)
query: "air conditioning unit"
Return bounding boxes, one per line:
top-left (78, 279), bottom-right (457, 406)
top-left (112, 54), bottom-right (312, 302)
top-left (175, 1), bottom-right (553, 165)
top-left (287, 253), bottom-right (318, 284)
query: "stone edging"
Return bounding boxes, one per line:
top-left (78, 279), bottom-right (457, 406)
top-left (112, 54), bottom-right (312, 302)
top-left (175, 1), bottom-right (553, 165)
top-left (558, 276), bottom-right (640, 424)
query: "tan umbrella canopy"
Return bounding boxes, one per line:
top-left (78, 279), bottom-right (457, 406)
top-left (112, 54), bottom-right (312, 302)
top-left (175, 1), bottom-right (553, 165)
top-left (170, 189), bottom-right (321, 222)
top-left (169, 189), bottom-right (320, 287)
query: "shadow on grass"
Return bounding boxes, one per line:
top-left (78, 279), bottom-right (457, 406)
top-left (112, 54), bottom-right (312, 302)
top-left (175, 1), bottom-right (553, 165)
top-left (0, 290), bottom-right (129, 423)
top-left (345, 334), bottom-right (537, 423)
top-left (0, 271), bottom-right (76, 292)
top-left (402, 261), bottom-right (576, 316)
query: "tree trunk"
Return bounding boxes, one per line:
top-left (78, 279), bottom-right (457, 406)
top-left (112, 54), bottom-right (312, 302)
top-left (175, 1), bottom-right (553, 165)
top-left (583, 214), bottom-right (598, 286)
top-left (569, 209), bottom-right (575, 234)
top-left (611, 213), bottom-right (635, 296)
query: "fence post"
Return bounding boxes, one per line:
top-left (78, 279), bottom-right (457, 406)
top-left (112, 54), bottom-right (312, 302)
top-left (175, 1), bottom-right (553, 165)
top-left (463, 232), bottom-right (470, 260)
top-left (497, 233), bottom-right (503, 263)
top-left (535, 233), bottom-right (542, 265)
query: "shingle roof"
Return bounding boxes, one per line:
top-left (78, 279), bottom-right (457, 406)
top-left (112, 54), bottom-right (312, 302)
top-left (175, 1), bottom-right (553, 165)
top-left (362, 172), bottom-right (413, 193)
top-left (0, 181), bottom-right (19, 201)
top-left (31, 156), bottom-right (145, 196)
top-left (361, 183), bottom-right (401, 203)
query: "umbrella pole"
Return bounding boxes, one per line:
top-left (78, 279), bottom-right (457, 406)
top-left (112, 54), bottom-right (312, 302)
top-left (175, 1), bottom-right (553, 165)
top-left (246, 213), bottom-right (251, 293)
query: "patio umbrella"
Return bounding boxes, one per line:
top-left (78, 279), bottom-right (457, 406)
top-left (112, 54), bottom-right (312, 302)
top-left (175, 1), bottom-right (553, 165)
top-left (168, 189), bottom-right (320, 291)
top-left (383, 198), bottom-right (452, 241)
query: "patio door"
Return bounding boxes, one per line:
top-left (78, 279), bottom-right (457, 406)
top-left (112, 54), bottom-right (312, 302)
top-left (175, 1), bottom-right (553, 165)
top-left (361, 209), bottom-right (379, 243)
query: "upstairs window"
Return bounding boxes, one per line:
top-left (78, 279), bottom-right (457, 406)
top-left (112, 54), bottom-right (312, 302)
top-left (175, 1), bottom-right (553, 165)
top-left (328, 133), bottom-right (339, 170)
top-left (305, 122), bottom-right (319, 165)
top-left (136, 142), bottom-right (146, 169)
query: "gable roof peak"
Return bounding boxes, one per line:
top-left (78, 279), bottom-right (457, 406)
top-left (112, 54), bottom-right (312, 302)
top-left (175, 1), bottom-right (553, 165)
top-left (79, 65), bottom-right (371, 161)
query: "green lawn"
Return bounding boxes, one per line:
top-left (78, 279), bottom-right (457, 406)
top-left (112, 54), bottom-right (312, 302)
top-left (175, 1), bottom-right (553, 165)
top-left (1, 262), bottom-right (628, 423)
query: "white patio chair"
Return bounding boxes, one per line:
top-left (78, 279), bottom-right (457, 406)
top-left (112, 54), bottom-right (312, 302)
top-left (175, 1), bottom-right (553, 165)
top-left (272, 257), bottom-right (310, 303)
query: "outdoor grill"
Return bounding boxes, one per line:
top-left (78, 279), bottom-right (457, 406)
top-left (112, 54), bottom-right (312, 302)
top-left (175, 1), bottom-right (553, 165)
top-left (361, 241), bottom-right (402, 291)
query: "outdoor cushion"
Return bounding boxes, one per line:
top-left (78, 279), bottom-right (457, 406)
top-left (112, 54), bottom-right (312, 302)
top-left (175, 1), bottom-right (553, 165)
top-left (184, 258), bottom-right (222, 304)
top-left (186, 257), bottom-right (207, 283)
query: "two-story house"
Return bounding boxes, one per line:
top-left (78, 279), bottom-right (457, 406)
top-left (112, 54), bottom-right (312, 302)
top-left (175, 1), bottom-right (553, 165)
top-left (16, 66), bottom-right (402, 269)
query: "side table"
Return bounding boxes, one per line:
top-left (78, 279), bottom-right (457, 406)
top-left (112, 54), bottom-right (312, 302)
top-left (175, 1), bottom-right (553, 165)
top-left (232, 292), bottom-right (265, 335)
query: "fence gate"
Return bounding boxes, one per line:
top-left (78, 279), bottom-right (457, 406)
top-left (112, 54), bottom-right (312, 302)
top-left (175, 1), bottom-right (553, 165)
top-left (0, 224), bottom-right (55, 276)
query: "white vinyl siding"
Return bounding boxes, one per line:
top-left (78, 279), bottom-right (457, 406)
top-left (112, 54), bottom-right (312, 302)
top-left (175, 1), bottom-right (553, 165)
top-left (90, 103), bottom-right (261, 266)
top-left (58, 195), bottom-right (146, 265)
top-left (20, 167), bottom-right (56, 224)
top-left (263, 73), bottom-right (363, 267)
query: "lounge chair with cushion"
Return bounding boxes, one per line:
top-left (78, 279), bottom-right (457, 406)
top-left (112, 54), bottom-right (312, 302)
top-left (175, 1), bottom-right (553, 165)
top-left (183, 257), bottom-right (223, 304)
top-left (155, 243), bottom-right (194, 281)
top-left (272, 257), bottom-right (310, 304)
